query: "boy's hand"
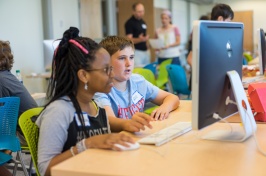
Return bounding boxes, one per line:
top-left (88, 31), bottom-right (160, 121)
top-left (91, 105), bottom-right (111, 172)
top-left (123, 112), bottom-right (153, 132)
top-left (150, 106), bottom-right (170, 121)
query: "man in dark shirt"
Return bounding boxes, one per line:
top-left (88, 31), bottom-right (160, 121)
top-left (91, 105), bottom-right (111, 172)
top-left (125, 2), bottom-right (150, 66)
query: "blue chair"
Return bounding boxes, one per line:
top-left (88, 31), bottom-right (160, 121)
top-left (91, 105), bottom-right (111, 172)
top-left (0, 97), bottom-right (29, 176)
top-left (243, 57), bottom-right (248, 65)
top-left (143, 61), bottom-right (158, 76)
top-left (0, 151), bottom-right (12, 166)
top-left (166, 64), bottom-right (191, 99)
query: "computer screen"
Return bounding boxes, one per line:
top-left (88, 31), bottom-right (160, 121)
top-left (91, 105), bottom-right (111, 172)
top-left (192, 21), bottom-right (244, 131)
top-left (43, 40), bottom-right (60, 71)
top-left (257, 28), bottom-right (266, 75)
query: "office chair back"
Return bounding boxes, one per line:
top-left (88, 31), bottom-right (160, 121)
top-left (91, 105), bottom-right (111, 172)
top-left (166, 64), bottom-right (191, 98)
top-left (133, 68), bottom-right (156, 85)
top-left (156, 59), bottom-right (172, 89)
top-left (0, 97), bottom-right (29, 176)
top-left (0, 151), bottom-right (12, 166)
top-left (0, 97), bottom-right (20, 151)
top-left (143, 61), bottom-right (158, 76)
top-left (19, 107), bottom-right (43, 176)
top-left (0, 97), bottom-right (20, 136)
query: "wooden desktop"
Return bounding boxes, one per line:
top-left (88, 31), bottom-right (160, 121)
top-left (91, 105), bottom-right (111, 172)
top-left (51, 100), bottom-right (266, 176)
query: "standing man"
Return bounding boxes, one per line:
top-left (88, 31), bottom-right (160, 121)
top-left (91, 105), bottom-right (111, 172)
top-left (125, 2), bottom-right (150, 67)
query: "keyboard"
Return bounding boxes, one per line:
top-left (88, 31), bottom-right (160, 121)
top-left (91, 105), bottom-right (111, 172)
top-left (138, 122), bottom-right (192, 146)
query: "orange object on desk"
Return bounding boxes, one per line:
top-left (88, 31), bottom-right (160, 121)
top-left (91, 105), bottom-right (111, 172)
top-left (248, 83), bottom-right (266, 121)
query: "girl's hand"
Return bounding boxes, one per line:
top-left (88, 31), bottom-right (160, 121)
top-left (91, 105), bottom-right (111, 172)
top-left (84, 133), bottom-right (135, 151)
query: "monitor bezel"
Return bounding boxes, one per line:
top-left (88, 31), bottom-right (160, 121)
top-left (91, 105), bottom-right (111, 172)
top-left (192, 21), bottom-right (244, 131)
top-left (257, 28), bottom-right (266, 75)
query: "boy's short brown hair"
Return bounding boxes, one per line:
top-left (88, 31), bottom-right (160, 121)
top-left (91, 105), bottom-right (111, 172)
top-left (100, 36), bottom-right (134, 56)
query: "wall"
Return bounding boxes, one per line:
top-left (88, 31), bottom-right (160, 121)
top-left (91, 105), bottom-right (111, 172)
top-left (154, 0), bottom-right (170, 9)
top-left (80, 0), bottom-right (102, 38)
top-left (0, 0), bottom-right (44, 93)
top-left (50, 0), bottom-right (80, 39)
top-left (172, 0), bottom-right (189, 45)
top-left (0, 0), bottom-right (80, 94)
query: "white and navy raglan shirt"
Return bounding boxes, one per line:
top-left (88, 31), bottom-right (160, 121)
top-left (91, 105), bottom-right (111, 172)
top-left (36, 96), bottom-right (110, 176)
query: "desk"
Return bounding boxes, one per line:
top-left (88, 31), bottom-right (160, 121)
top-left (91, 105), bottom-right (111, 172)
top-left (26, 72), bottom-right (51, 79)
top-left (31, 93), bottom-right (47, 106)
top-left (31, 93), bottom-right (46, 100)
top-left (51, 100), bottom-right (266, 176)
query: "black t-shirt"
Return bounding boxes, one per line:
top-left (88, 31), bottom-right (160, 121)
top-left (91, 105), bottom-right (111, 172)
top-left (125, 15), bottom-right (147, 51)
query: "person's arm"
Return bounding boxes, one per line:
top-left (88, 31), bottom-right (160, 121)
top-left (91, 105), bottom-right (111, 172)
top-left (187, 51), bottom-right (193, 67)
top-left (94, 92), bottom-right (152, 133)
top-left (126, 33), bottom-right (149, 45)
top-left (44, 133), bottom-right (134, 176)
top-left (150, 89), bottom-right (180, 120)
top-left (104, 105), bottom-right (152, 133)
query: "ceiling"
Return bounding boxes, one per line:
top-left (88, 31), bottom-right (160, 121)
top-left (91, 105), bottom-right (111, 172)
top-left (185, 0), bottom-right (257, 5)
top-left (185, 0), bottom-right (215, 5)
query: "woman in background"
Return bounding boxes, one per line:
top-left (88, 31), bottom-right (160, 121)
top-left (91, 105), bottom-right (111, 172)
top-left (154, 10), bottom-right (181, 65)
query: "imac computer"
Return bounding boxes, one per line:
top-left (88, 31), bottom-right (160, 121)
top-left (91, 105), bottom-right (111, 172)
top-left (43, 40), bottom-right (61, 71)
top-left (257, 28), bottom-right (266, 75)
top-left (192, 21), bottom-right (257, 142)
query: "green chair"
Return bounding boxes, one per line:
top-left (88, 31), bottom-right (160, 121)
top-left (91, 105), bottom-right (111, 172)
top-left (243, 52), bottom-right (253, 62)
top-left (19, 107), bottom-right (43, 176)
top-left (143, 105), bottom-right (158, 115)
top-left (156, 59), bottom-right (172, 90)
top-left (133, 68), bottom-right (156, 85)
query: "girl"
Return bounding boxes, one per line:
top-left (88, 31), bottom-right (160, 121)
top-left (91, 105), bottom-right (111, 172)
top-left (36, 27), bottom-right (134, 176)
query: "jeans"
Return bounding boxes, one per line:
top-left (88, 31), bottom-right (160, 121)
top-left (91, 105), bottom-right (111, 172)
top-left (158, 56), bottom-right (180, 65)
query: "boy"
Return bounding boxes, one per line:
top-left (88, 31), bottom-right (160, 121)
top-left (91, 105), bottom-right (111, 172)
top-left (94, 36), bottom-right (180, 133)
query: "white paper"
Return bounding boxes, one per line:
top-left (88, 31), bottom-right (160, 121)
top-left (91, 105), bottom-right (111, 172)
top-left (148, 39), bottom-right (165, 49)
